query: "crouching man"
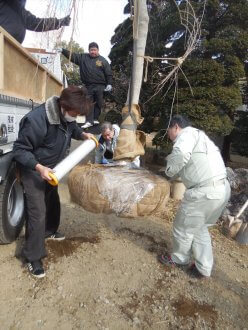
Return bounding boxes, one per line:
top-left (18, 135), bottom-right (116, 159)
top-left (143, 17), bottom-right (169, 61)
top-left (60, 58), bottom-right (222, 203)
top-left (13, 86), bottom-right (93, 278)
top-left (158, 115), bottom-right (230, 278)
top-left (95, 121), bottom-right (141, 167)
top-left (95, 122), bottom-right (120, 164)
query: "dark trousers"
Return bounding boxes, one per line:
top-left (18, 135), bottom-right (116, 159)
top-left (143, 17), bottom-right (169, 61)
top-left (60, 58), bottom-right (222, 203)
top-left (20, 169), bottom-right (60, 262)
top-left (86, 84), bottom-right (105, 123)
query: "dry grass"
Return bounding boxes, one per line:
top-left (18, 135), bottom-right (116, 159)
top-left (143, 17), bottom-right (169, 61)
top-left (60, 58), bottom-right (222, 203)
top-left (153, 198), bottom-right (180, 222)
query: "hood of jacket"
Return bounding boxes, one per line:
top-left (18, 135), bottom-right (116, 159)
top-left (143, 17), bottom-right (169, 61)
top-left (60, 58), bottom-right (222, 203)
top-left (45, 96), bottom-right (62, 125)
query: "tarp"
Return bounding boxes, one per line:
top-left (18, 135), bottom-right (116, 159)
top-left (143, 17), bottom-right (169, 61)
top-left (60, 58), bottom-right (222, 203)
top-left (68, 164), bottom-right (170, 218)
top-left (113, 104), bottom-right (146, 162)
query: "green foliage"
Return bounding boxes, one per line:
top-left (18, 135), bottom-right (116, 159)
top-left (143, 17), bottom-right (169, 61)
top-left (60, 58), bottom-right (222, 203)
top-left (152, 131), bottom-right (173, 153)
top-left (223, 55), bottom-right (245, 85)
top-left (109, 0), bottom-right (248, 153)
top-left (104, 110), bottom-right (122, 126)
top-left (56, 40), bottom-right (84, 86)
top-left (109, 19), bottom-right (133, 73)
top-left (178, 59), bottom-right (225, 87)
top-left (232, 111), bottom-right (248, 156)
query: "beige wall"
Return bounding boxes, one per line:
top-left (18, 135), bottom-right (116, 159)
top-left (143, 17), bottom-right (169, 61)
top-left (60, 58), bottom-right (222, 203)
top-left (0, 27), bottom-right (63, 103)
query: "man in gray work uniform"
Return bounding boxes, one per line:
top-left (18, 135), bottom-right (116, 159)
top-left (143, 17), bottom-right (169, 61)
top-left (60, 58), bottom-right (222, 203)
top-left (158, 115), bottom-right (230, 278)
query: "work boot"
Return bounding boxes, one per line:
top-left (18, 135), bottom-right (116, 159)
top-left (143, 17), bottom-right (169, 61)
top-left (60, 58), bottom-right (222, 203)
top-left (187, 263), bottom-right (208, 279)
top-left (157, 254), bottom-right (187, 269)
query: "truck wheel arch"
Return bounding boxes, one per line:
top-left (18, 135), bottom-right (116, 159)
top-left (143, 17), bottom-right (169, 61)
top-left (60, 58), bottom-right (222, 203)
top-left (0, 162), bottom-right (25, 244)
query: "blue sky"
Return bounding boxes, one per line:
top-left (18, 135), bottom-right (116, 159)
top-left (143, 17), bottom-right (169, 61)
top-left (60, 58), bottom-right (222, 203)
top-left (23, 0), bottom-right (128, 60)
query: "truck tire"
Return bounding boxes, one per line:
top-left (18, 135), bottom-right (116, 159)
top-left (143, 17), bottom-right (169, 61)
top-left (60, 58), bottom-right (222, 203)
top-left (0, 164), bottom-right (25, 243)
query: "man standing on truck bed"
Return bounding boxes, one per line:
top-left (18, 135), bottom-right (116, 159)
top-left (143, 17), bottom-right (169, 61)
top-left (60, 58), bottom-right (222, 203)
top-left (0, 0), bottom-right (71, 44)
top-left (13, 86), bottom-right (93, 278)
top-left (61, 42), bottom-right (113, 129)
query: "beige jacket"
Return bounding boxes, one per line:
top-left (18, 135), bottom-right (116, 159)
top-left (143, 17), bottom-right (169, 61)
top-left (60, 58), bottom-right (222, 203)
top-left (165, 127), bottom-right (226, 188)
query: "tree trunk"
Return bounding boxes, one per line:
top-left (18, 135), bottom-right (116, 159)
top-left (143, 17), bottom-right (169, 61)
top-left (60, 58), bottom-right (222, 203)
top-left (126, 0), bottom-right (149, 105)
top-left (114, 1), bottom-right (149, 163)
top-left (221, 133), bottom-right (232, 164)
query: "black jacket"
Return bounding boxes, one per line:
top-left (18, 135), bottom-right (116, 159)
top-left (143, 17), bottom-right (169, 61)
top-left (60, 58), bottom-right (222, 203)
top-left (62, 49), bottom-right (113, 86)
top-left (0, 0), bottom-right (64, 44)
top-left (13, 96), bottom-right (84, 170)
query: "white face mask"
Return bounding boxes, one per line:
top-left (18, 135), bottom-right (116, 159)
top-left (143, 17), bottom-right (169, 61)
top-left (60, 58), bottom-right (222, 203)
top-left (64, 111), bottom-right (76, 122)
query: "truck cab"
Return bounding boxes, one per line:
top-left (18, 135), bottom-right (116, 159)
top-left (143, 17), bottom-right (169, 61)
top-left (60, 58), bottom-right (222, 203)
top-left (0, 27), bottom-right (64, 243)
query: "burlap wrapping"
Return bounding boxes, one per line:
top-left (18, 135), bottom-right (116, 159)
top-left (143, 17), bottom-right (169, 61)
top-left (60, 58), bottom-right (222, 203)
top-left (68, 164), bottom-right (170, 218)
top-left (113, 104), bottom-right (146, 161)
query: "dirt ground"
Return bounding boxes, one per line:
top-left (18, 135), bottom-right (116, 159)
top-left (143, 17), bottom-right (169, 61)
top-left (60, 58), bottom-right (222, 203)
top-left (0, 143), bottom-right (247, 329)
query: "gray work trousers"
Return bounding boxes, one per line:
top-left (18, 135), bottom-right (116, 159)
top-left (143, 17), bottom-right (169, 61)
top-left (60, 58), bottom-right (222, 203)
top-left (20, 169), bottom-right (60, 262)
top-left (171, 179), bottom-right (231, 276)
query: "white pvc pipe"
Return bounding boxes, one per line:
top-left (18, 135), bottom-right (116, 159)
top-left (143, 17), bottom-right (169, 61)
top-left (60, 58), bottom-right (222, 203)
top-left (48, 137), bottom-right (98, 186)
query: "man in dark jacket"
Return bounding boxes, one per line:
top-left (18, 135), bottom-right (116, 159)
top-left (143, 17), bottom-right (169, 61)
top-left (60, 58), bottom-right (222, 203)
top-left (62, 42), bottom-right (113, 128)
top-left (13, 86), bottom-right (93, 278)
top-left (0, 0), bottom-right (70, 44)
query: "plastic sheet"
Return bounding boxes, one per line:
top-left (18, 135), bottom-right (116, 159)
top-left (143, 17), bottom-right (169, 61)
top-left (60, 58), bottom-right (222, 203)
top-left (68, 164), bottom-right (170, 218)
top-left (98, 166), bottom-right (154, 215)
top-left (48, 137), bottom-right (98, 186)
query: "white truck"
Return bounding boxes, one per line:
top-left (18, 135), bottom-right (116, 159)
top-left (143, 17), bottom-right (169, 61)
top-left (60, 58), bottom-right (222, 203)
top-left (0, 27), bottom-right (64, 243)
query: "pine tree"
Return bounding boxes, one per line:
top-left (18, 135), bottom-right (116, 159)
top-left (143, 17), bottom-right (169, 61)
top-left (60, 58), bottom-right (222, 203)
top-left (109, 0), bottom-right (248, 160)
top-left (58, 40), bottom-right (84, 86)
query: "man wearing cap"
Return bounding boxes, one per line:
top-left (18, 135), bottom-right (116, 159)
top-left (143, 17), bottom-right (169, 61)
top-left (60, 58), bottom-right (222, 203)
top-left (62, 42), bottom-right (113, 128)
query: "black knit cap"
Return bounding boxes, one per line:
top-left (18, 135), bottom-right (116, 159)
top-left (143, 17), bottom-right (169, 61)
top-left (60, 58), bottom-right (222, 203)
top-left (88, 42), bottom-right (99, 50)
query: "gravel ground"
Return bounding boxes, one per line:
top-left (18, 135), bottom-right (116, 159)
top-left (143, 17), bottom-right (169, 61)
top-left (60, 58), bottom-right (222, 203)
top-left (0, 140), bottom-right (247, 329)
top-left (0, 180), bottom-right (247, 329)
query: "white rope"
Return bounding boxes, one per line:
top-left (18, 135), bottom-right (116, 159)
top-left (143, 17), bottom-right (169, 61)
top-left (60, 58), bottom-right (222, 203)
top-left (138, 55), bottom-right (184, 82)
top-left (68, 0), bottom-right (78, 63)
top-left (144, 0), bottom-right (207, 104)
